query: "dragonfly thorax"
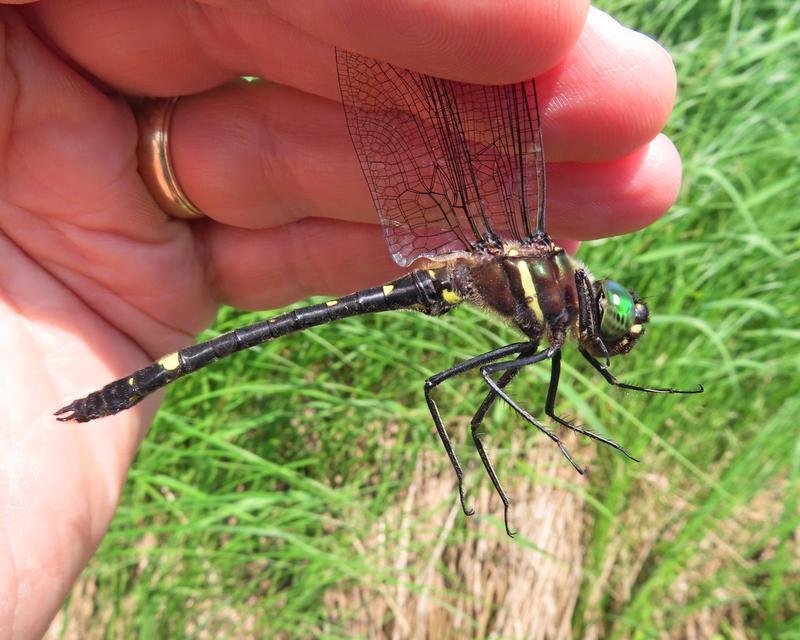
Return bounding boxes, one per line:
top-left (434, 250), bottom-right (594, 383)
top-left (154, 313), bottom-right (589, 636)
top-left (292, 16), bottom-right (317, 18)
top-left (435, 243), bottom-right (581, 345)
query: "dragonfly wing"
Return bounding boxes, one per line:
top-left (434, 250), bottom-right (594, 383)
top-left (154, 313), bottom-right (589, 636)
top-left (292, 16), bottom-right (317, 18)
top-left (336, 49), bottom-right (546, 267)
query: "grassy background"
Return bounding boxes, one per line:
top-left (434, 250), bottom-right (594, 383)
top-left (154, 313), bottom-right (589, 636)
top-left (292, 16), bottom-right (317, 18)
top-left (51, 0), bottom-right (799, 637)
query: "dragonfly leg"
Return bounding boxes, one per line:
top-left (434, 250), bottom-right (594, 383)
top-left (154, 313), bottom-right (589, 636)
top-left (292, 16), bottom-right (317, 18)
top-left (469, 344), bottom-right (538, 537)
top-left (545, 351), bottom-right (637, 462)
top-left (424, 342), bottom-right (531, 518)
top-left (580, 349), bottom-right (704, 394)
top-left (480, 348), bottom-right (586, 476)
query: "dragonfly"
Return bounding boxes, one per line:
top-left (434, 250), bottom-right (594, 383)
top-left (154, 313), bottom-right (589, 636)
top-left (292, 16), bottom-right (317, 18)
top-left (56, 49), bottom-right (702, 536)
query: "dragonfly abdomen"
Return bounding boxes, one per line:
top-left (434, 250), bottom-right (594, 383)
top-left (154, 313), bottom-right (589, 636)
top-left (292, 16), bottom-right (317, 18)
top-left (55, 270), bottom-right (456, 423)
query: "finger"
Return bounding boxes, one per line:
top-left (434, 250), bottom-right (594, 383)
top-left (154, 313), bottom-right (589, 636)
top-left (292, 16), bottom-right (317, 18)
top-left (201, 218), bottom-right (401, 309)
top-left (27, 2), bottom-right (673, 159)
top-left (537, 7), bottom-right (677, 161)
top-left (239, 0), bottom-right (589, 82)
top-left (170, 81), bottom-right (367, 229)
top-left (547, 133), bottom-right (682, 240)
top-left (202, 135), bottom-right (680, 308)
top-left (169, 80), bottom-right (679, 231)
top-left (25, 0), bottom-right (588, 95)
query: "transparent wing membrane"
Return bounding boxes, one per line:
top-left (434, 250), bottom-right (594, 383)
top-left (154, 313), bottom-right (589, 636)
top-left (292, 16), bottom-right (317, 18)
top-left (336, 50), bottom-right (546, 266)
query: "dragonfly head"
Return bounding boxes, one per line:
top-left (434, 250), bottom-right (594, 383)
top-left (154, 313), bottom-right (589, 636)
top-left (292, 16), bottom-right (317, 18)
top-left (591, 280), bottom-right (649, 356)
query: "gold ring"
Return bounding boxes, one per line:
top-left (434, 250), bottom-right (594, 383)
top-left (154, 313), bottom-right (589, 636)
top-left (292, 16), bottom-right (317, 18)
top-left (134, 97), bottom-right (205, 219)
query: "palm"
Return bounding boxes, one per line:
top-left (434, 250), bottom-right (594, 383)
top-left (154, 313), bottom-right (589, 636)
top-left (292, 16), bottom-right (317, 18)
top-left (0, 1), bottom-right (682, 636)
top-left (0, 18), bottom-right (216, 637)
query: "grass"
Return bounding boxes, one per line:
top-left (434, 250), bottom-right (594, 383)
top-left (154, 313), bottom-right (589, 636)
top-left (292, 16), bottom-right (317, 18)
top-left (51, 0), bottom-right (799, 637)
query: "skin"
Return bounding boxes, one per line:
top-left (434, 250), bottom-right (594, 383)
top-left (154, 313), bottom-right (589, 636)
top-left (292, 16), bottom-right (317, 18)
top-left (0, 1), bottom-right (681, 636)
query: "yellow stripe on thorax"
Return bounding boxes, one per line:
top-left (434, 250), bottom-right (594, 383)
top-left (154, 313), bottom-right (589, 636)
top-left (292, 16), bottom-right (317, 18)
top-left (515, 260), bottom-right (544, 322)
top-left (442, 288), bottom-right (461, 304)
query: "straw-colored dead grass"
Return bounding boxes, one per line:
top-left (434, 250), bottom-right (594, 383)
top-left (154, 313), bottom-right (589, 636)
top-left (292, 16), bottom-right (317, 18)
top-left (323, 436), bottom-right (592, 640)
top-left (581, 460), bottom-right (796, 640)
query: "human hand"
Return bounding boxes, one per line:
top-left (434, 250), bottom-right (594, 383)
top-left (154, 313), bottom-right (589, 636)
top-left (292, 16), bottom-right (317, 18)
top-left (0, 1), bottom-right (679, 635)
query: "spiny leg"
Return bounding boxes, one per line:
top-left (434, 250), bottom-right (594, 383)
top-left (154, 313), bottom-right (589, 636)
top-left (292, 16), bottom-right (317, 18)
top-left (575, 269), bottom-right (610, 367)
top-left (545, 350), bottom-right (638, 462)
top-left (580, 349), bottom-right (704, 394)
top-left (424, 342), bottom-right (532, 517)
top-left (480, 348), bottom-right (586, 475)
top-left (469, 344), bottom-right (538, 537)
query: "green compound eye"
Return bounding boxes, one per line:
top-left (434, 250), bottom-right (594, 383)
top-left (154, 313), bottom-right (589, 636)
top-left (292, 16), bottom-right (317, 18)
top-left (599, 280), bottom-right (636, 341)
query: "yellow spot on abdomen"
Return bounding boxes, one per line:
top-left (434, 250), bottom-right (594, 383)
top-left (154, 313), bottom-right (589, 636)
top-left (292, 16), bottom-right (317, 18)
top-left (507, 248), bottom-right (520, 257)
top-left (442, 289), bottom-right (461, 304)
top-left (382, 284), bottom-right (395, 295)
top-left (127, 377), bottom-right (135, 386)
top-left (158, 352), bottom-right (181, 371)
top-left (326, 300), bottom-right (338, 307)
top-left (516, 261), bottom-right (544, 322)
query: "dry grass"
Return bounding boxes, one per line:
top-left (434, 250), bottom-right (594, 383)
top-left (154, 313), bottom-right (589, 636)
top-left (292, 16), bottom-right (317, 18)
top-left (321, 437), bottom-right (592, 640)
